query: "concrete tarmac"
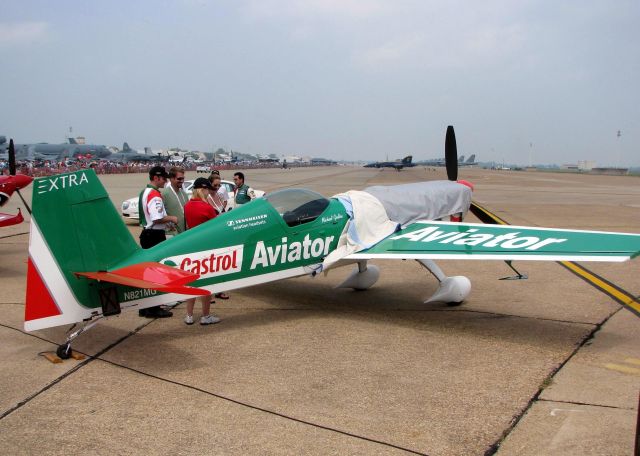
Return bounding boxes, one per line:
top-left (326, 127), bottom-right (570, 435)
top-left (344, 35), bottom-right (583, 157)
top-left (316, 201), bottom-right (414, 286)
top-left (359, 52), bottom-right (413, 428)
top-left (0, 166), bottom-right (638, 455)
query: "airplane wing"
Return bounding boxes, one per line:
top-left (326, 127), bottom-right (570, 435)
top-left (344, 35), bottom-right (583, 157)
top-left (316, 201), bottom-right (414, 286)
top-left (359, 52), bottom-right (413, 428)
top-left (0, 209), bottom-right (24, 227)
top-left (346, 221), bottom-right (640, 262)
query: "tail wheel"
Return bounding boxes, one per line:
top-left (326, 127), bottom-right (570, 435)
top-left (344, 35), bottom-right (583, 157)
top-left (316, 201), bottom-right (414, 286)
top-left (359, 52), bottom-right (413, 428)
top-left (56, 343), bottom-right (71, 359)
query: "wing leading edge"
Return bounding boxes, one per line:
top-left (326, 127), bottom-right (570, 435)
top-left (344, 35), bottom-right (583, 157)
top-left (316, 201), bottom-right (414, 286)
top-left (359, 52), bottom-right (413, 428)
top-left (346, 221), bottom-right (640, 262)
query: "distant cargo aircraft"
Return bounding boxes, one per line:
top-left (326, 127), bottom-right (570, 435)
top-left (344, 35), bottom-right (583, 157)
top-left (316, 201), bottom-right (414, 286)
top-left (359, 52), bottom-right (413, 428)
top-left (0, 135), bottom-right (111, 161)
top-left (364, 155), bottom-right (415, 170)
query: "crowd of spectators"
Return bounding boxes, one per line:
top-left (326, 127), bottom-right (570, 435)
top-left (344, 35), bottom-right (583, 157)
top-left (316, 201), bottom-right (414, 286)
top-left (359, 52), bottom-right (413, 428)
top-left (0, 158), bottom-right (330, 177)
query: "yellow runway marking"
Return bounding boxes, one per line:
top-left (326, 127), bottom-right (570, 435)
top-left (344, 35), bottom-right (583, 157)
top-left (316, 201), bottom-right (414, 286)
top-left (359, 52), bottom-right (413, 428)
top-left (603, 364), bottom-right (640, 376)
top-left (470, 201), bottom-right (640, 318)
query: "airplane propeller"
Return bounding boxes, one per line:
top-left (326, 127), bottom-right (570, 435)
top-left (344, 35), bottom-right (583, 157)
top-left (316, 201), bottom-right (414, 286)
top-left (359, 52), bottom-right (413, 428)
top-left (444, 127), bottom-right (500, 225)
top-left (8, 139), bottom-right (32, 214)
top-left (445, 125), bottom-right (458, 182)
top-left (8, 139), bottom-right (17, 176)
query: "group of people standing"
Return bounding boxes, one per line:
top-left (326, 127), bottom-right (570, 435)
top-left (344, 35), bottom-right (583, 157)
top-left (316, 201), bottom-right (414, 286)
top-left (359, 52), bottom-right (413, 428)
top-left (137, 165), bottom-right (254, 325)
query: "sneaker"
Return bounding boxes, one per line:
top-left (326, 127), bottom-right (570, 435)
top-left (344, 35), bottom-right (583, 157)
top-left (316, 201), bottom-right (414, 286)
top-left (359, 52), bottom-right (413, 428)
top-left (200, 315), bottom-right (221, 325)
top-left (184, 314), bottom-right (194, 325)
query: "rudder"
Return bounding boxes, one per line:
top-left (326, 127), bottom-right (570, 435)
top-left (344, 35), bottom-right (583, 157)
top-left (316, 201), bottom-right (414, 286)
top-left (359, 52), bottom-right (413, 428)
top-left (25, 170), bottom-right (140, 331)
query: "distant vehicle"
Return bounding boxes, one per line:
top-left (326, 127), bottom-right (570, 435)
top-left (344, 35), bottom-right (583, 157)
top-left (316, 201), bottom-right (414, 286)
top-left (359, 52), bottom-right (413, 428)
top-left (121, 179), bottom-right (265, 219)
top-left (363, 155), bottom-right (415, 170)
top-left (196, 165), bottom-right (211, 173)
top-left (0, 135), bottom-right (111, 161)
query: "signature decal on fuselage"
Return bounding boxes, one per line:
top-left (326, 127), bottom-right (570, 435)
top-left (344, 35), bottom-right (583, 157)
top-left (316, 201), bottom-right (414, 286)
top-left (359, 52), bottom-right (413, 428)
top-left (320, 213), bottom-right (345, 224)
top-left (390, 226), bottom-right (567, 250)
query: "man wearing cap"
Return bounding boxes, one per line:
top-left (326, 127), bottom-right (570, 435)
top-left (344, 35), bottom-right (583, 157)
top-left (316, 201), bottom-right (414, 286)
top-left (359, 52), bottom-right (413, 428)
top-left (162, 166), bottom-right (188, 235)
top-left (138, 165), bottom-right (178, 318)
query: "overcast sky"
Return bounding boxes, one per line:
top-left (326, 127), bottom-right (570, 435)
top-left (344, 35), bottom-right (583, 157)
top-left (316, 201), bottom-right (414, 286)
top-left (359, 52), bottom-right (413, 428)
top-left (1, 1), bottom-right (638, 166)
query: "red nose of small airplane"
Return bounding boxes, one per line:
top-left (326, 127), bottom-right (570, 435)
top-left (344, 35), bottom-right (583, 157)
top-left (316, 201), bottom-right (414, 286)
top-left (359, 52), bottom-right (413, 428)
top-left (11, 174), bottom-right (34, 189)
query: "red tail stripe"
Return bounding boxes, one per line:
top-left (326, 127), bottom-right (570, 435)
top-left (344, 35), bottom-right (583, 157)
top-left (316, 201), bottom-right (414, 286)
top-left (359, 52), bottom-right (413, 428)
top-left (25, 258), bottom-right (61, 321)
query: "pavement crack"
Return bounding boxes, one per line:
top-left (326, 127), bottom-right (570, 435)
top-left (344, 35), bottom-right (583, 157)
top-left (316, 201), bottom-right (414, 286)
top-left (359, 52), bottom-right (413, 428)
top-left (0, 318), bottom-right (157, 421)
top-left (94, 357), bottom-right (428, 456)
top-left (483, 307), bottom-right (621, 455)
top-left (537, 398), bottom-right (632, 411)
top-left (0, 231), bottom-right (29, 240)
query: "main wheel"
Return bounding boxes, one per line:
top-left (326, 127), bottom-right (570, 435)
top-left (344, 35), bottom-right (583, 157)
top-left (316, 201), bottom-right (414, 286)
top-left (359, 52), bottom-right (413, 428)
top-left (56, 343), bottom-right (71, 359)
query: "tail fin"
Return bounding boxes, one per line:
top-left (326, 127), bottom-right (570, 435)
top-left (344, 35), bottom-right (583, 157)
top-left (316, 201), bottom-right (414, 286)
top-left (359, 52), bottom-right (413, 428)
top-left (122, 142), bottom-right (131, 152)
top-left (25, 170), bottom-right (139, 331)
top-left (466, 154), bottom-right (475, 163)
top-left (68, 137), bottom-right (78, 144)
top-left (402, 155), bottom-right (413, 164)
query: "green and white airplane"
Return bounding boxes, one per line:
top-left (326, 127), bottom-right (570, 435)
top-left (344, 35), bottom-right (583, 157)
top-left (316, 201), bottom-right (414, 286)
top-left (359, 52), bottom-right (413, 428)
top-left (24, 128), bottom-right (640, 358)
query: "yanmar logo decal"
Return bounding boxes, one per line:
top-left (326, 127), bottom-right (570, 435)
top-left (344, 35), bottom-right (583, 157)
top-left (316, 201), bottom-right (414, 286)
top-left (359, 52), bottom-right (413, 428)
top-left (162, 245), bottom-right (244, 279)
top-left (36, 172), bottom-right (89, 194)
top-left (227, 214), bottom-right (268, 231)
top-left (391, 226), bottom-right (567, 250)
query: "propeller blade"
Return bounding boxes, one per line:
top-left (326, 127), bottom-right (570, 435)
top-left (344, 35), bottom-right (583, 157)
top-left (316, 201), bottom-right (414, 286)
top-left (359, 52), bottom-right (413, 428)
top-left (7, 139), bottom-right (32, 214)
top-left (445, 126), bottom-right (458, 181)
top-left (8, 139), bottom-right (16, 176)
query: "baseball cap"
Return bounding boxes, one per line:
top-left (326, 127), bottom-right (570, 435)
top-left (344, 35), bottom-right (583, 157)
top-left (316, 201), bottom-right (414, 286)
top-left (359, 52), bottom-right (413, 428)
top-left (193, 177), bottom-right (214, 190)
top-left (149, 166), bottom-right (169, 179)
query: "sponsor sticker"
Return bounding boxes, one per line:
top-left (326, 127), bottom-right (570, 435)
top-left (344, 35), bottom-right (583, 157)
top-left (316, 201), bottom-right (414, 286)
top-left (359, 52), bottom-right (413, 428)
top-left (227, 214), bottom-right (268, 231)
top-left (162, 244), bottom-right (244, 278)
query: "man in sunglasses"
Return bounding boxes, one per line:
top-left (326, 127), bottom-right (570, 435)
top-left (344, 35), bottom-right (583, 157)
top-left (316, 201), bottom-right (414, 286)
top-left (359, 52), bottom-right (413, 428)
top-left (162, 166), bottom-right (188, 234)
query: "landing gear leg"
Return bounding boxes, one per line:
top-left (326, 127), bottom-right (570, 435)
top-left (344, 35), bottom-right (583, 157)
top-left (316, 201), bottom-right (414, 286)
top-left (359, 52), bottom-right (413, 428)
top-left (57, 316), bottom-right (104, 360)
top-left (336, 261), bottom-right (380, 290)
top-left (417, 259), bottom-right (471, 305)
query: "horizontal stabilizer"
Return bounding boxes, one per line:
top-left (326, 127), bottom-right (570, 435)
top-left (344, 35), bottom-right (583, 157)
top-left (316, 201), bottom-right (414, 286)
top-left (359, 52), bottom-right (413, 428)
top-left (75, 262), bottom-right (209, 296)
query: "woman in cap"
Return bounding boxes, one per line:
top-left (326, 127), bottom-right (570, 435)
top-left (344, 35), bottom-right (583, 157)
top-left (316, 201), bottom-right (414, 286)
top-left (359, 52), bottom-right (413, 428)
top-left (183, 178), bottom-right (220, 325)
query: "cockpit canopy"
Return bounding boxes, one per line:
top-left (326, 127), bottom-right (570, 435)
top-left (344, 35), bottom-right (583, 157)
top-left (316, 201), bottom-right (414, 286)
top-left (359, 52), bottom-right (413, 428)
top-left (265, 189), bottom-right (330, 227)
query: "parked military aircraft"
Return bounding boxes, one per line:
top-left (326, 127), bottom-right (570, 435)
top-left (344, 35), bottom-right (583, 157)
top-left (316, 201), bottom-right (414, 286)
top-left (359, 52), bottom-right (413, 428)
top-left (1, 139), bottom-right (33, 227)
top-left (0, 135), bottom-right (111, 161)
top-left (364, 155), bottom-right (415, 170)
top-left (107, 142), bottom-right (155, 162)
top-left (460, 154), bottom-right (477, 166)
top-left (416, 154), bottom-right (475, 167)
top-left (23, 127), bottom-right (640, 359)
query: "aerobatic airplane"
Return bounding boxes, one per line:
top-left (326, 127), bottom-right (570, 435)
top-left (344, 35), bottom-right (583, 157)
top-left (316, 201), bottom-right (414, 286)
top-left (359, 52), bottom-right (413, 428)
top-left (23, 127), bottom-right (640, 359)
top-left (1, 139), bottom-right (33, 227)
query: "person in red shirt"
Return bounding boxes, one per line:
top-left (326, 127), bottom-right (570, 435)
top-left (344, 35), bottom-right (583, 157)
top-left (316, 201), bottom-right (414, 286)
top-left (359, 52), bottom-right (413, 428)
top-left (183, 178), bottom-right (220, 325)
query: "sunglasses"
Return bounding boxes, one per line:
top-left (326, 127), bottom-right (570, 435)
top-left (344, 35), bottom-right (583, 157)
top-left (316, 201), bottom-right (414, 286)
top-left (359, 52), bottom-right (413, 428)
top-left (176, 177), bottom-right (185, 181)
